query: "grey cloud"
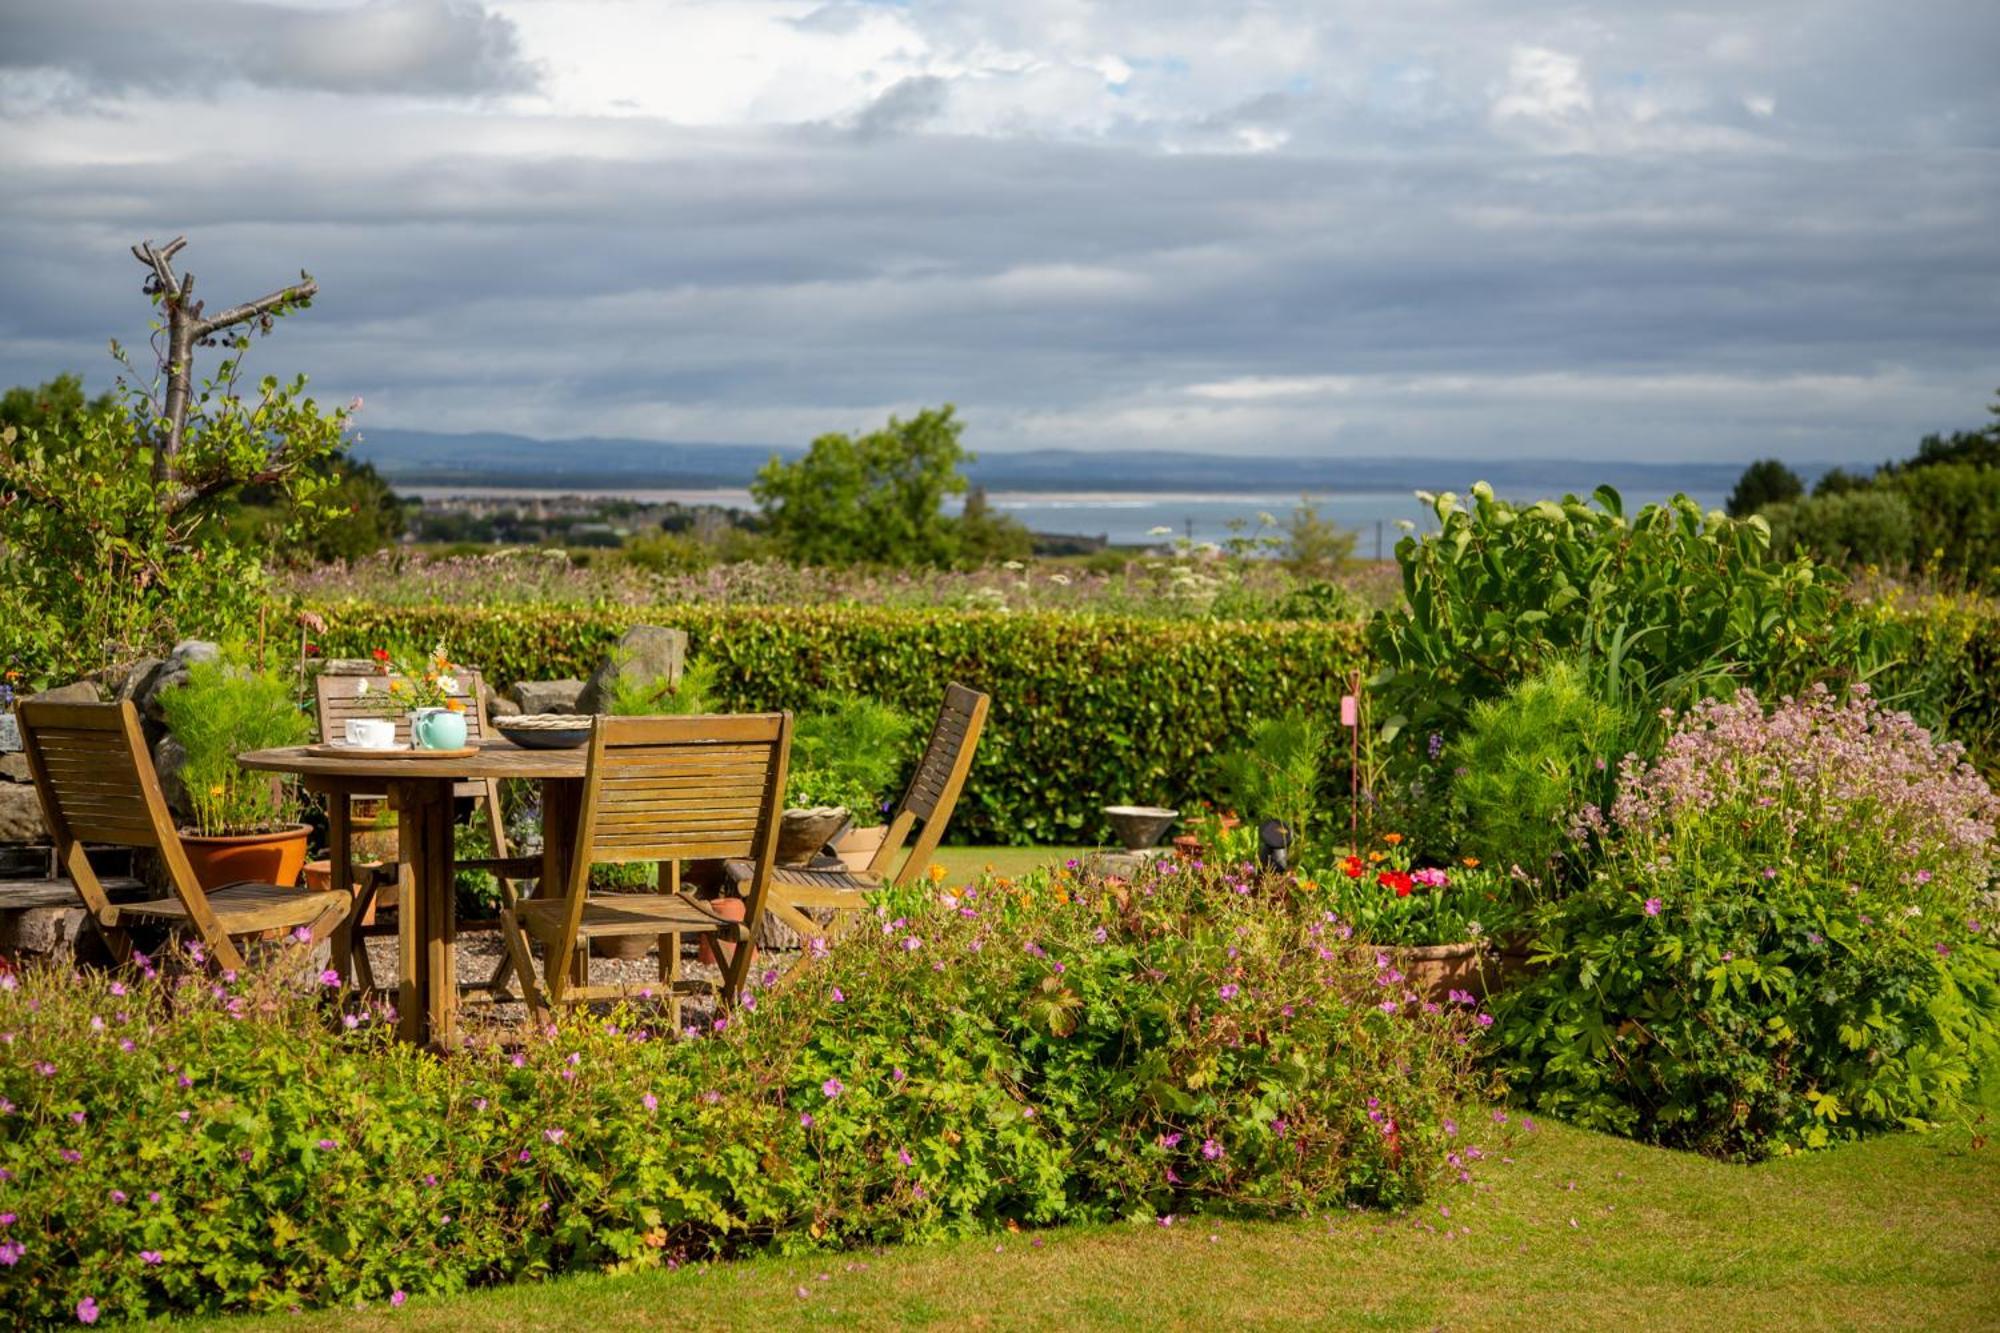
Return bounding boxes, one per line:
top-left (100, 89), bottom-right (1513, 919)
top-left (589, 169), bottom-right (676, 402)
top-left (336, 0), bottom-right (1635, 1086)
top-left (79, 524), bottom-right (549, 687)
top-left (852, 76), bottom-right (950, 138)
top-left (0, 0), bottom-right (538, 98)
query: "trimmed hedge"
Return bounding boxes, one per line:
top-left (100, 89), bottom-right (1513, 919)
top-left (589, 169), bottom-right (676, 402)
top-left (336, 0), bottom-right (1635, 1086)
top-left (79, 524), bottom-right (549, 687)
top-left (304, 596), bottom-right (1997, 844)
top-left (307, 604), bottom-right (1368, 844)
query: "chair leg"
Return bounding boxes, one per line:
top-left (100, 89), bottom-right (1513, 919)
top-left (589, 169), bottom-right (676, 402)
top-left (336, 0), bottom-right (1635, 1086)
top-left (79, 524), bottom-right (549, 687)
top-left (499, 908), bottom-right (549, 1030)
top-left (659, 931), bottom-right (682, 1029)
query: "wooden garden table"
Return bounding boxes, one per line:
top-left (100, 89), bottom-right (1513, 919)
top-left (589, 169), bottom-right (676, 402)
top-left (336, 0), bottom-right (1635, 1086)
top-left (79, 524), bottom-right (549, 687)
top-left (237, 740), bottom-right (589, 1050)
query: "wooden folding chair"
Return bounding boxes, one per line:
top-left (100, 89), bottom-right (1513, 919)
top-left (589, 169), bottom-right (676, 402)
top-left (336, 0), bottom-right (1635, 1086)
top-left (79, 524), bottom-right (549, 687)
top-left (313, 669), bottom-right (534, 997)
top-left (17, 699), bottom-right (350, 973)
top-left (500, 713), bottom-right (791, 1029)
top-left (724, 682), bottom-right (989, 961)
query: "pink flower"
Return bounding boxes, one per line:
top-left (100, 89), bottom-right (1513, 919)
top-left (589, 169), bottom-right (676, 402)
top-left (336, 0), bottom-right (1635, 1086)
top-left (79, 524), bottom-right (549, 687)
top-left (77, 1297), bottom-right (99, 1324)
top-left (543, 1128), bottom-right (565, 1144)
top-left (318, 969), bottom-right (341, 988)
top-left (391, 1290), bottom-right (407, 1308)
top-left (0, 1241), bottom-right (22, 1266)
top-left (1643, 898), bottom-right (1662, 917)
top-left (821, 1078), bottom-right (844, 1099)
top-left (799, 1111), bottom-right (815, 1128)
top-left (1201, 1138), bottom-right (1224, 1161)
top-left (1217, 983), bottom-right (1239, 1001)
top-left (642, 1093), bottom-right (658, 1111)
top-left (140, 1251), bottom-right (162, 1265)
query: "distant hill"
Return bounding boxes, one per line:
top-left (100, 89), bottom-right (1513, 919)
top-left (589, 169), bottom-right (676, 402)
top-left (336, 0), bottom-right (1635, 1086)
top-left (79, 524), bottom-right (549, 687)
top-left (353, 427), bottom-right (1755, 498)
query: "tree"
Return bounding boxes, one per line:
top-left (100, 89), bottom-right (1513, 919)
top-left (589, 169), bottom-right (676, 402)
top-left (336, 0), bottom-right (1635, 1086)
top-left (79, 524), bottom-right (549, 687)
top-left (0, 238), bottom-right (349, 684)
top-left (228, 456), bottom-right (407, 564)
top-left (1725, 458), bottom-right (1803, 517)
top-left (1281, 496), bottom-right (1357, 574)
top-left (751, 406), bottom-right (974, 567)
top-left (0, 373), bottom-right (113, 435)
top-left (957, 485), bottom-right (1033, 565)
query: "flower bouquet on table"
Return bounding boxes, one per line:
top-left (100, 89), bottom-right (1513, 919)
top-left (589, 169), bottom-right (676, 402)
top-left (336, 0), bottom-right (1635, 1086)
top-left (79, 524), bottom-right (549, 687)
top-left (1316, 833), bottom-right (1526, 1002)
top-left (354, 642), bottom-right (469, 750)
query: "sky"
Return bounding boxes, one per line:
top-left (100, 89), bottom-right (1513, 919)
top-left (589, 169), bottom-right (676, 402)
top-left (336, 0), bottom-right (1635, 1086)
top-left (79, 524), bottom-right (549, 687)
top-left (0, 0), bottom-right (1996, 465)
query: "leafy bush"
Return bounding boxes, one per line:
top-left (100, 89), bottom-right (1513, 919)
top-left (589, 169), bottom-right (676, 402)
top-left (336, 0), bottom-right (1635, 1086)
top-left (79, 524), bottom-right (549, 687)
top-left (1310, 840), bottom-right (1525, 948)
top-left (787, 694), bottom-right (917, 814)
top-left (153, 659), bottom-right (312, 835)
top-left (1369, 486), bottom-right (1891, 776)
top-left (1891, 462), bottom-right (2000, 593)
top-left (1218, 713), bottom-right (1333, 856)
top-left (1761, 488), bottom-right (1917, 572)
top-left (308, 604), bottom-right (1369, 844)
top-left (603, 654), bottom-right (718, 717)
top-left (1450, 659), bottom-right (1631, 884)
top-left (0, 859), bottom-right (1488, 1325)
top-left (1497, 686), bottom-right (2000, 1160)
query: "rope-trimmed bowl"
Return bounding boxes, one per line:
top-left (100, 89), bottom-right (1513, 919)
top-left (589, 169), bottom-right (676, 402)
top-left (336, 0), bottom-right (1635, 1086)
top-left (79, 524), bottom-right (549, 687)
top-left (493, 714), bottom-right (594, 750)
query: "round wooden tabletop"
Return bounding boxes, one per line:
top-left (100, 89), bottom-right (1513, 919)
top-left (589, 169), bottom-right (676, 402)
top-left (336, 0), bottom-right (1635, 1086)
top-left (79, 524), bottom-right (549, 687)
top-left (237, 739), bottom-right (589, 781)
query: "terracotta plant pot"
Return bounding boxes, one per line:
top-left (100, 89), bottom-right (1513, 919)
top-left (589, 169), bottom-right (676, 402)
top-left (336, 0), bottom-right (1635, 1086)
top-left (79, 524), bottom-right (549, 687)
top-left (833, 823), bottom-right (888, 874)
top-left (590, 933), bottom-right (654, 961)
top-left (179, 824), bottom-right (310, 892)
top-left (696, 895), bottom-right (747, 968)
top-left (302, 859), bottom-right (381, 926)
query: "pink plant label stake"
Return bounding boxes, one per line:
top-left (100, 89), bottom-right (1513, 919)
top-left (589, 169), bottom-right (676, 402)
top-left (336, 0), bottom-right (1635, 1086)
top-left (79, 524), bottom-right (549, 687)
top-left (1340, 695), bottom-right (1358, 728)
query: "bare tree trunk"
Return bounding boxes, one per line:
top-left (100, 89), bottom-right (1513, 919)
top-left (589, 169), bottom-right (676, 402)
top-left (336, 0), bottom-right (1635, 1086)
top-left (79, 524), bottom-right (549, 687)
top-left (130, 236), bottom-right (318, 486)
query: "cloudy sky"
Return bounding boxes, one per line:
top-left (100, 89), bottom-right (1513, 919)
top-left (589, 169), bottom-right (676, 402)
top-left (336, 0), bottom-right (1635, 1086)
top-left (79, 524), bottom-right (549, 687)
top-left (1, 0), bottom-right (1996, 464)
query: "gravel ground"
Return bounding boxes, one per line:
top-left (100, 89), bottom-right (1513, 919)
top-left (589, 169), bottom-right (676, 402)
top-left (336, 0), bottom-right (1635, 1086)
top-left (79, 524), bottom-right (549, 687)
top-left (357, 930), bottom-right (743, 1033)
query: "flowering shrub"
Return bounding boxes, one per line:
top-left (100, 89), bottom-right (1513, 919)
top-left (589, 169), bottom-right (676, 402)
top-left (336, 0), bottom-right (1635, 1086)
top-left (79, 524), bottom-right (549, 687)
top-left (1497, 686), bottom-right (2000, 1159)
top-left (0, 859), bottom-right (1488, 1324)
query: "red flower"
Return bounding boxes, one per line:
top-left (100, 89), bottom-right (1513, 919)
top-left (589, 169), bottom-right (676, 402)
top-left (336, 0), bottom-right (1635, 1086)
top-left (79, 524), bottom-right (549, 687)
top-left (1378, 870), bottom-right (1413, 897)
top-left (303, 642), bottom-right (320, 657)
top-left (1342, 855), bottom-right (1364, 879)
top-left (370, 648), bottom-right (392, 663)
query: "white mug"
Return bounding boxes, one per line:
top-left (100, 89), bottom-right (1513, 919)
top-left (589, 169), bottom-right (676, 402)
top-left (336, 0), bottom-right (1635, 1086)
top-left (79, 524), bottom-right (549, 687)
top-left (344, 717), bottom-right (397, 749)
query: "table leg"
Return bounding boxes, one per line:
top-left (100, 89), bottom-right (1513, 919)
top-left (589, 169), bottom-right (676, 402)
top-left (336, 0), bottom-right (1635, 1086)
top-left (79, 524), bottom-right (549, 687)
top-left (327, 791), bottom-right (355, 985)
top-left (535, 778), bottom-right (582, 1010)
top-left (392, 779), bottom-right (459, 1049)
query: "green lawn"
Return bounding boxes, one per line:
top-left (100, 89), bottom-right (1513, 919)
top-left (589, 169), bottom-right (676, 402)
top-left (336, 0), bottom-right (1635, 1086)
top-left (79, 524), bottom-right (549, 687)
top-left (931, 844), bottom-right (1092, 881)
top-left (208, 1100), bottom-right (1999, 1331)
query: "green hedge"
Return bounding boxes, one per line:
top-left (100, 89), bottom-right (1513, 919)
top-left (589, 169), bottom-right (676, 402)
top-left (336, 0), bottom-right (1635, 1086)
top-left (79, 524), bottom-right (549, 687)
top-left (307, 603), bottom-right (1369, 844)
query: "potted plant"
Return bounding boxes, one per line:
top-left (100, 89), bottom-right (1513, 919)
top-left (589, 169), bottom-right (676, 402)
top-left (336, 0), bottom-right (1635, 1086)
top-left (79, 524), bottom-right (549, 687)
top-left (787, 695), bottom-right (915, 868)
top-left (1318, 835), bottom-right (1523, 1003)
top-left (353, 642), bottom-right (468, 749)
top-left (155, 659), bottom-right (314, 890)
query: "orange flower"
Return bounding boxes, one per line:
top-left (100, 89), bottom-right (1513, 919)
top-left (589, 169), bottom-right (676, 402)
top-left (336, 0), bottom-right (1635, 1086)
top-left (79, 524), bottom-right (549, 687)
top-left (1382, 832), bottom-right (1404, 846)
top-left (445, 699), bottom-right (467, 713)
top-left (1367, 850), bottom-right (1386, 864)
top-left (1462, 856), bottom-right (1481, 868)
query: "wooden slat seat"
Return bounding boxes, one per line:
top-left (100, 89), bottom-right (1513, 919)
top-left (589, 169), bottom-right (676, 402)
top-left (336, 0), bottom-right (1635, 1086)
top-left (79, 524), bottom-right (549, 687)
top-left (119, 881), bottom-right (352, 933)
top-left (721, 683), bottom-right (988, 961)
top-left (516, 892), bottom-right (747, 943)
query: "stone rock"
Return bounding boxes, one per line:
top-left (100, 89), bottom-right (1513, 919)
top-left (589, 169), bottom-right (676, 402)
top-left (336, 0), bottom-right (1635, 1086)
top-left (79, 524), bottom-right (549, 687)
top-left (0, 754), bottom-right (30, 783)
top-left (152, 736), bottom-right (189, 816)
top-left (170, 640), bottom-right (221, 665)
top-left (511, 679), bottom-right (585, 716)
top-left (0, 781), bottom-right (47, 843)
top-left (29, 680), bottom-right (102, 706)
top-left (320, 658), bottom-right (378, 676)
top-left (0, 714), bottom-right (17, 754)
top-left (487, 688), bottom-right (522, 719)
top-left (113, 656), bottom-right (168, 704)
top-left (141, 665), bottom-right (188, 724)
top-left (574, 625), bottom-right (687, 716)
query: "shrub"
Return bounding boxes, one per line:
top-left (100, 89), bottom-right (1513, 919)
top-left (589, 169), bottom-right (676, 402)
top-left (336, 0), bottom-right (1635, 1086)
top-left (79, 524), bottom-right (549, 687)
top-left (1450, 660), bottom-right (1632, 885)
top-left (308, 604), bottom-right (1368, 844)
top-left (1369, 487), bottom-right (1892, 776)
top-left (0, 859), bottom-right (1487, 1325)
top-left (1497, 686), bottom-right (2000, 1160)
top-left (787, 694), bottom-right (917, 814)
top-left (1760, 488), bottom-right (1917, 572)
top-left (1218, 713), bottom-right (1332, 855)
